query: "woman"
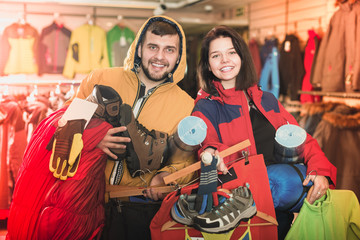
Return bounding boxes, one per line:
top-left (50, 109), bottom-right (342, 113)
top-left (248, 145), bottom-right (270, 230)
top-left (191, 26), bottom-right (337, 239)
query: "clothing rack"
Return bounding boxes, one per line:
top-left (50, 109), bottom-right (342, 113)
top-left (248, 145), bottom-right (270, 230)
top-left (0, 76), bottom-right (81, 98)
top-left (251, 16), bottom-right (323, 35)
top-left (298, 90), bottom-right (360, 99)
top-left (299, 90), bottom-right (360, 107)
top-left (1, 2), bottom-right (148, 24)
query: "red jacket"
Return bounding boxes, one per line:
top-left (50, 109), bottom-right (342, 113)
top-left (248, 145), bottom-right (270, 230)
top-left (192, 81), bottom-right (336, 185)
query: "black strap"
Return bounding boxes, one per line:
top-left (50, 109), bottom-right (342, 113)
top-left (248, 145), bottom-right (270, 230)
top-left (286, 164), bottom-right (310, 211)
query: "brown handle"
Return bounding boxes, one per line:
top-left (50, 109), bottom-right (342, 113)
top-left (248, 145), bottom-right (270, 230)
top-left (106, 185), bottom-right (176, 198)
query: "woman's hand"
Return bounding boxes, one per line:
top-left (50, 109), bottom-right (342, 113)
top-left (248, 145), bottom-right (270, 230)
top-left (303, 174), bottom-right (329, 204)
top-left (201, 148), bottom-right (228, 175)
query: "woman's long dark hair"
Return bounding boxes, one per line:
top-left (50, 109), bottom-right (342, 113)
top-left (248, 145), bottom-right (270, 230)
top-left (198, 25), bottom-right (258, 95)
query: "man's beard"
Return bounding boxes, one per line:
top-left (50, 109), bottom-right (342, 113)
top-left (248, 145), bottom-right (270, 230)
top-left (141, 62), bottom-right (170, 82)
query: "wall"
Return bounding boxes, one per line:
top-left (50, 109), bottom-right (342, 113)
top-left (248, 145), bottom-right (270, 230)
top-left (0, 0), bottom-right (340, 47)
top-left (0, 2), bottom-right (152, 34)
top-left (248, 0), bottom-right (337, 47)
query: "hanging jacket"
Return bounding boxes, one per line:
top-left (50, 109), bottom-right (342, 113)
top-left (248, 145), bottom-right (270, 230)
top-left (68, 16), bottom-right (195, 188)
top-left (106, 25), bottom-right (135, 67)
top-left (191, 81), bottom-right (336, 184)
top-left (300, 30), bottom-right (321, 103)
top-left (0, 23), bottom-right (39, 75)
top-left (260, 37), bottom-right (278, 65)
top-left (259, 46), bottom-right (280, 99)
top-left (312, 104), bottom-right (360, 199)
top-left (248, 38), bottom-right (262, 80)
top-left (279, 34), bottom-right (305, 100)
top-left (38, 22), bottom-right (71, 75)
top-left (63, 24), bottom-right (109, 79)
top-left (311, 1), bottom-right (360, 92)
top-left (285, 189), bottom-right (360, 240)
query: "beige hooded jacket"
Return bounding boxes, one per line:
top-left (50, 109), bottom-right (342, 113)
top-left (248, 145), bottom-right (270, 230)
top-left (70, 16), bottom-right (195, 187)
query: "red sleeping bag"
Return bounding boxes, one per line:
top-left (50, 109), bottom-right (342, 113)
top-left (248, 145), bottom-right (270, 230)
top-left (6, 107), bottom-right (112, 240)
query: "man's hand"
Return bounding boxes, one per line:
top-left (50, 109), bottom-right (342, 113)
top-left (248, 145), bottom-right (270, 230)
top-left (303, 174), bottom-right (329, 204)
top-left (96, 126), bottom-right (131, 159)
top-left (143, 172), bottom-right (170, 201)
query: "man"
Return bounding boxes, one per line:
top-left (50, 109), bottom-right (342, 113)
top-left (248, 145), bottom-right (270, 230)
top-left (71, 16), bottom-right (195, 239)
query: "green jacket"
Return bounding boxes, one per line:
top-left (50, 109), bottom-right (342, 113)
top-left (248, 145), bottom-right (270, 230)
top-left (286, 189), bottom-right (360, 240)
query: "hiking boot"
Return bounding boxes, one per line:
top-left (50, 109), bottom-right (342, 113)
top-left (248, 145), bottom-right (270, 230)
top-left (119, 103), bottom-right (169, 177)
top-left (193, 186), bottom-right (257, 233)
top-left (86, 85), bottom-right (122, 125)
top-left (171, 194), bottom-right (199, 225)
top-left (85, 85), bottom-right (125, 159)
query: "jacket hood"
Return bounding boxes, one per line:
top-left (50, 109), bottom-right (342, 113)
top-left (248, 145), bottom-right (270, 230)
top-left (322, 104), bottom-right (360, 129)
top-left (123, 15), bottom-right (186, 85)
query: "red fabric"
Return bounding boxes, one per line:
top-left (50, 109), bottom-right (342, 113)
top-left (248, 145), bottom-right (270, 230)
top-left (151, 155), bottom-right (278, 240)
top-left (300, 30), bottom-right (321, 103)
top-left (6, 107), bottom-right (112, 240)
top-left (0, 210), bottom-right (9, 219)
top-left (249, 39), bottom-right (262, 80)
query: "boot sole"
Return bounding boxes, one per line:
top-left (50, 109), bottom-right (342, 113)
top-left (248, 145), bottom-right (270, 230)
top-left (193, 205), bottom-right (257, 233)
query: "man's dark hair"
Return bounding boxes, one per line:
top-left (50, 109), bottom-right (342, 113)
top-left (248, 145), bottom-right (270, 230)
top-left (141, 21), bottom-right (178, 45)
top-left (198, 25), bottom-right (258, 95)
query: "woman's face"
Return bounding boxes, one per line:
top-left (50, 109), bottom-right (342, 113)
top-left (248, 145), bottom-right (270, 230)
top-left (208, 36), bottom-right (241, 89)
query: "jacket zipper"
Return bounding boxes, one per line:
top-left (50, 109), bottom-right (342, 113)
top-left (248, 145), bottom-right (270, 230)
top-left (132, 70), bottom-right (171, 119)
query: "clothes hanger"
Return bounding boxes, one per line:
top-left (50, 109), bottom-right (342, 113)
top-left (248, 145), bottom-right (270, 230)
top-left (163, 139), bottom-right (251, 185)
top-left (86, 14), bottom-right (94, 26)
top-left (17, 12), bottom-right (26, 25)
top-left (161, 210), bottom-right (278, 232)
top-left (117, 15), bottom-right (126, 29)
top-left (53, 12), bottom-right (64, 28)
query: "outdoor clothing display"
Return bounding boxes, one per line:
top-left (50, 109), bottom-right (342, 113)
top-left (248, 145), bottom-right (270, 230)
top-left (71, 16), bottom-right (195, 188)
top-left (285, 189), bottom-right (360, 240)
top-left (106, 25), bottom-right (135, 67)
top-left (0, 22), bottom-right (39, 75)
top-left (38, 22), bottom-right (71, 75)
top-left (300, 30), bottom-right (321, 103)
top-left (63, 23), bottom-right (109, 79)
top-left (312, 1), bottom-right (360, 92)
top-left (6, 107), bottom-right (112, 239)
top-left (279, 34), bottom-right (305, 100)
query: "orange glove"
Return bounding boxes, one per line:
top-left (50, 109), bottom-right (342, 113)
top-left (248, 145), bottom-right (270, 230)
top-left (49, 118), bottom-right (86, 180)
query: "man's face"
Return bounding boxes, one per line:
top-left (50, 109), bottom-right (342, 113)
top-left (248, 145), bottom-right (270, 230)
top-left (138, 31), bottom-right (180, 82)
